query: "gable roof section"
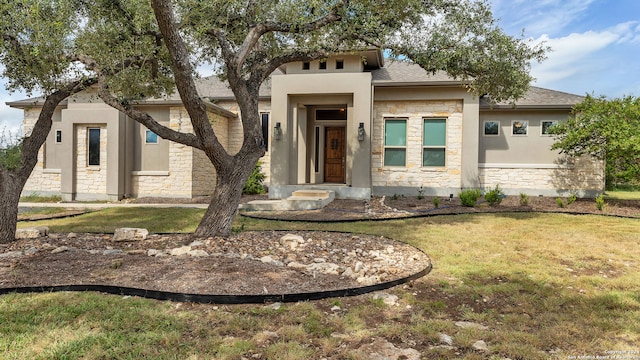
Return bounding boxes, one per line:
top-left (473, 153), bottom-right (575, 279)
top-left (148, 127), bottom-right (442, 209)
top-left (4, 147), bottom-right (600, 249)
top-left (7, 62), bottom-right (584, 111)
top-left (371, 61), bottom-right (458, 86)
top-left (480, 87), bottom-right (585, 110)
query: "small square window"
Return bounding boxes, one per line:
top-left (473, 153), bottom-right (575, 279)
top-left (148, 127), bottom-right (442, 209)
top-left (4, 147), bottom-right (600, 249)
top-left (512, 120), bottom-right (528, 136)
top-left (336, 59), bottom-right (344, 69)
top-left (319, 61), bottom-right (327, 70)
top-left (483, 121), bottom-right (499, 136)
top-left (541, 120), bottom-right (558, 135)
top-left (55, 130), bottom-right (62, 143)
top-left (302, 62), bottom-right (310, 70)
top-left (145, 129), bottom-right (159, 144)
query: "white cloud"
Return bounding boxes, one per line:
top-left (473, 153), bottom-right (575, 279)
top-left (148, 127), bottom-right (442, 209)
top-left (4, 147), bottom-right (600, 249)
top-left (492, 0), bottom-right (595, 36)
top-left (530, 22), bottom-right (640, 95)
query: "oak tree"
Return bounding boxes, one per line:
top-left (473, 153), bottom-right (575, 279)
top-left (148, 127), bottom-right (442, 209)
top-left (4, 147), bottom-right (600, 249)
top-left (103, 0), bottom-right (546, 237)
top-left (551, 95), bottom-right (640, 188)
top-left (0, 0), bottom-right (172, 242)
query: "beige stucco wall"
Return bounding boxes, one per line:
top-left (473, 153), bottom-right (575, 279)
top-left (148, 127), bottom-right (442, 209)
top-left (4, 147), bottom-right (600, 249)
top-left (371, 99), bottom-right (464, 195)
top-left (479, 110), bottom-right (567, 164)
top-left (270, 71), bottom-right (373, 199)
top-left (131, 107), bottom-right (194, 198)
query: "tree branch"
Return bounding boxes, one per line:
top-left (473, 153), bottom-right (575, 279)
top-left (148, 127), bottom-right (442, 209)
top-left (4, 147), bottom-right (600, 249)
top-left (16, 77), bottom-right (98, 180)
top-left (151, 0), bottom-right (228, 163)
top-left (96, 76), bottom-right (202, 150)
top-left (234, 1), bottom-right (345, 75)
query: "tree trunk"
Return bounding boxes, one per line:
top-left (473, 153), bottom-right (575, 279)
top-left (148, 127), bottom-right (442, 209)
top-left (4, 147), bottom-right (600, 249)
top-left (0, 172), bottom-right (23, 244)
top-left (194, 153), bottom-right (261, 237)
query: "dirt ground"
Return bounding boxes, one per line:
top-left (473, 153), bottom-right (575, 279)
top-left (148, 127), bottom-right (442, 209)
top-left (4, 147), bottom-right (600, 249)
top-left (3, 195), bottom-right (638, 298)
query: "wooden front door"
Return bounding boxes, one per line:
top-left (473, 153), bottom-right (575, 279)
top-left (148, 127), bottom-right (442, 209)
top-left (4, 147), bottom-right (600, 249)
top-left (324, 127), bottom-right (345, 183)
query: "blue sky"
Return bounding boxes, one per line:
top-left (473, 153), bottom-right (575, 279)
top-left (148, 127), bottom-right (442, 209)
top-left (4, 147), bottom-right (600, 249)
top-left (2, 0), bottom-right (640, 135)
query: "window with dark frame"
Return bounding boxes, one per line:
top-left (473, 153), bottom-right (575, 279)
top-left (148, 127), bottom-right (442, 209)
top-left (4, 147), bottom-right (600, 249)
top-left (384, 118), bottom-right (407, 167)
top-left (55, 130), bottom-right (62, 143)
top-left (261, 113), bottom-right (269, 151)
top-left (423, 118), bottom-right (447, 167)
top-left (302, 62), bottom-right (310, 70)
top-left (319, 61), bottom-right (327, 70)
top-left (512, 120), bottom-right (528, 136)
top-left (88, 128), bottom-right (100, 166)
top-left (483, 121), bottom-right (499, 136)
top-left (336, 59), bottom-right (344, 69)
top-left (541, 120), bottom-right (558, 135)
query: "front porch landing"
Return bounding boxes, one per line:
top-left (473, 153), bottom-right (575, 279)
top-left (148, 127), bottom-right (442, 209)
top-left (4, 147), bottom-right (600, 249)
top-left (240, 190), bottom-right (335, 211)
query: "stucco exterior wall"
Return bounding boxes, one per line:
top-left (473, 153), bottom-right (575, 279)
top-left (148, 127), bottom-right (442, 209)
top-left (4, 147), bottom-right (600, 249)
top-left (131, 107), bottom-right (193, 197)
top-left (371, 100), bottom-right (464, 196)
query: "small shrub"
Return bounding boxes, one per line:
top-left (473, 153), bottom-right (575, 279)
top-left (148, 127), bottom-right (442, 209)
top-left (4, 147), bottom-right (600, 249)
top-left (556, 197), bottom-right (565, 208)
top-left (417, 186), bottom-right (425, 200)
top-left (390, 193), bottom-right (404, 201)
top-left (567, 192), bottom-right (577, 205)
top-left (459, 188), bottom-right (482, 207)
top-left (433, 197), bottom-right (440, 208)
top-left (484, 185), bottom-right (505, 206)
top-left (242, 162), bottom-right (266, 195)
top-left (519, 193), bottom-right (529, 206)
top-left (595, 194), bottom-right (606, 211)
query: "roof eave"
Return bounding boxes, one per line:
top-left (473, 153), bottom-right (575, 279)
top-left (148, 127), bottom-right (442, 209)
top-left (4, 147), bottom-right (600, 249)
top-left (480, 104), bottom-right (575, 111)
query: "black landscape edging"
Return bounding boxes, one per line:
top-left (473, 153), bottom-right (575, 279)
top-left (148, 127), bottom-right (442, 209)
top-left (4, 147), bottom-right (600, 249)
top-left (240, 208), bottom-right (640, 223)
top-left (0, 262), bottom-right (432, 304)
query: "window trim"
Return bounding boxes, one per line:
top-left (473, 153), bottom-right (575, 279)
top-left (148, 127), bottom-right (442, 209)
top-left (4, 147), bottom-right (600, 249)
top-left (422, 118), bottom-right (447, 167)
top-left (145, 129), bottom-right (159, 144)
top-left (87, 128), bottom-right (101, 166)
top-left (540, 120), bottom-right (558, 136)
top-left (483, 120), bottom-right (500, 136)
top-left (383, 118), bottom-right (407, 167)
top-left (511, 120), bottom-right (528, 136)
top-left (55, 130), bottom-right (62, 143)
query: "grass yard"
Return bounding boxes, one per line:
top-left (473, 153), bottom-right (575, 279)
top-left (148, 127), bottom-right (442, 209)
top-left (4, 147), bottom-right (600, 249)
top-left (4, 210), bottom-right (640, 359)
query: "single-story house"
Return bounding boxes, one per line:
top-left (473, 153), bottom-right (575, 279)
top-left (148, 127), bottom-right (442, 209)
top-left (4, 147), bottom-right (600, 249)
top-left (8, 49), bottom-right (604, 201)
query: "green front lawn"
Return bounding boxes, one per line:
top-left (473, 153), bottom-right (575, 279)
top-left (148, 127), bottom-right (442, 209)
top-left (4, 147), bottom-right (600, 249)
top-left (4, 209), bottom-right (640, 359)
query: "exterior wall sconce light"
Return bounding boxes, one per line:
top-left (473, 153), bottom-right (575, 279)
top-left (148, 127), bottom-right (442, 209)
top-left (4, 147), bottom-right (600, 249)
top-left (274, 122), bottom-right (282, 141)
top-left (357, 122), bottom-right (365, 141)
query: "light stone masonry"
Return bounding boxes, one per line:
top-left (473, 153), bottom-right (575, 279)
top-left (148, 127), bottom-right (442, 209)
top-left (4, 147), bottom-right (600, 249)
top-left (479, 156), bottom-right (605, 195)
top-left (372, 100), bottom-right (464, 189)
top-left (22, 109), bottom-right (62, 194)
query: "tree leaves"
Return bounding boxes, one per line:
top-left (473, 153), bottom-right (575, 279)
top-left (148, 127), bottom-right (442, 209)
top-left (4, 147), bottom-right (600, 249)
top-left (551, 95), bottom-right (640, 186)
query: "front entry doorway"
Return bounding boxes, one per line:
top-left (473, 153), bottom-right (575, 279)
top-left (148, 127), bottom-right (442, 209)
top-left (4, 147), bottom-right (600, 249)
top-left (324, 127), bottom-right (345, 183)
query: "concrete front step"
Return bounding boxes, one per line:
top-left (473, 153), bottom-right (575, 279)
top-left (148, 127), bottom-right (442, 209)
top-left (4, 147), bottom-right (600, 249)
top-left (241, 190), bottom-right (335, 211)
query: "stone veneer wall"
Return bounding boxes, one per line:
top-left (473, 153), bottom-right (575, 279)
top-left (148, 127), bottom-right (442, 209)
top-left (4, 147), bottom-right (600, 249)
top-left (372, 100), bottom-right (463, 194)
top-left (217, 100), bottom-right (272, 185)
top-left (479, 156), bottom-right (605, 196)
top-left (131, 107), bottom-right (194, 197)
top-left (75, 126), bottom-right (108, 196)
top-left (22, 109), bottom-right (62, 195)
top-left (191, 112), bottom-right (229, 196)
